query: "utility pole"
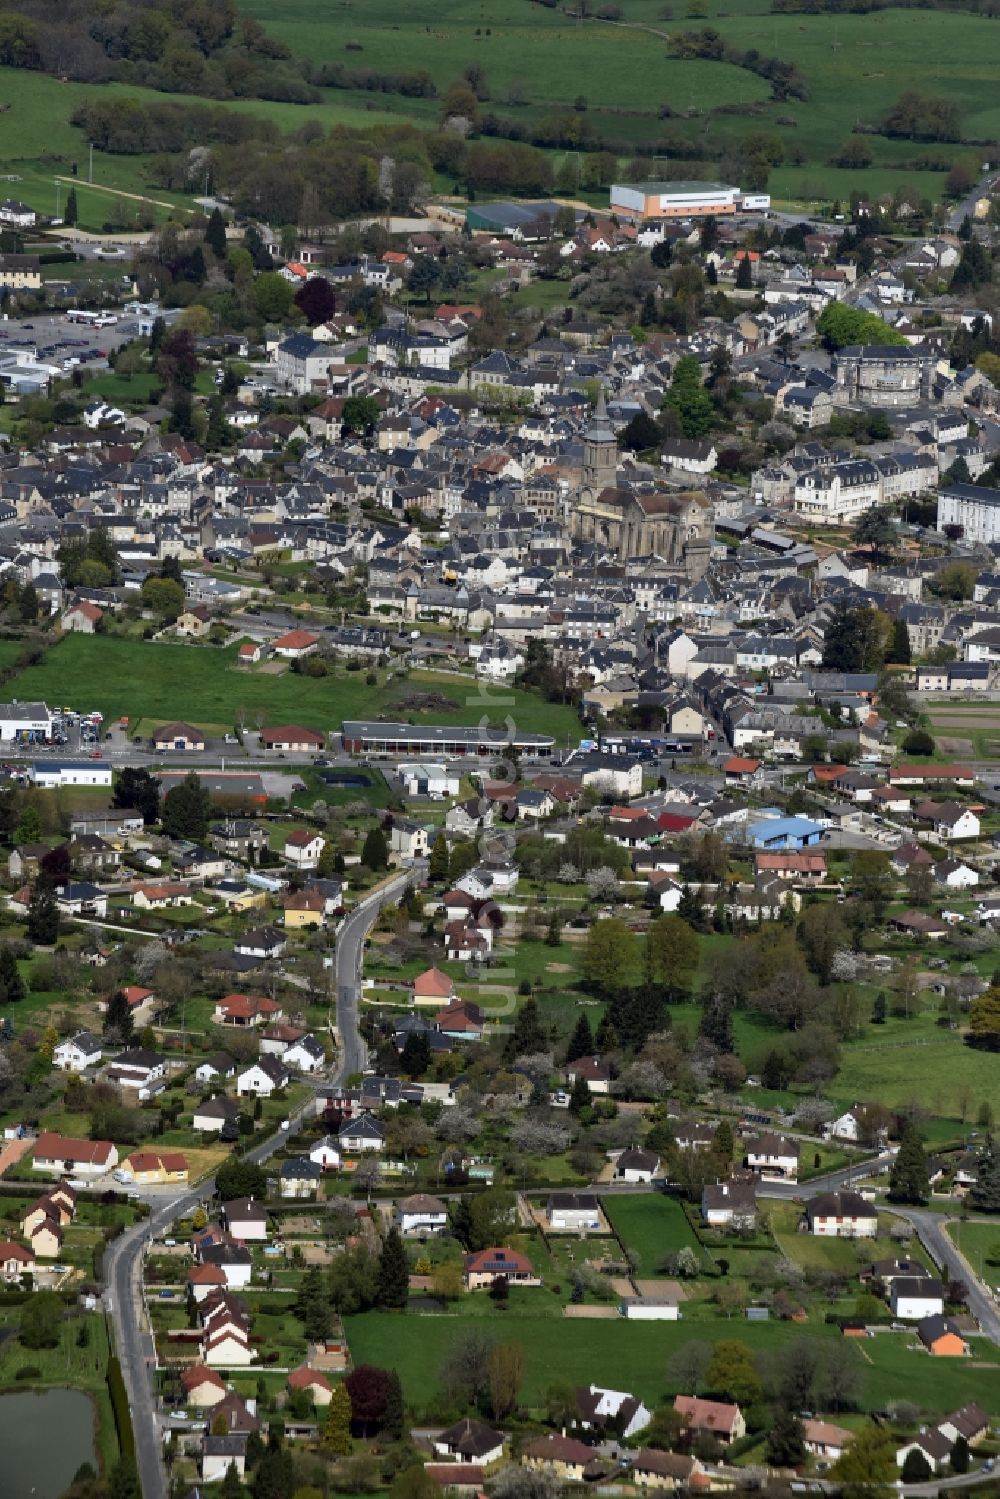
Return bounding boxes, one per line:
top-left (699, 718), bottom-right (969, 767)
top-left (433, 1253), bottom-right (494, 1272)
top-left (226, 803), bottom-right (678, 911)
top-left (89, 142), bottom-right (94, 184)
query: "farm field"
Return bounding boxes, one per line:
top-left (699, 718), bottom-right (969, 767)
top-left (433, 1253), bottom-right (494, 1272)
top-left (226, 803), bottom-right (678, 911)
top-left (2, 635), bottom-right (581, 741)
top-left (0, 1), bottom-right (985, 219)
top-left (345, 1308), bottom-right (1000, 1414)
top-left (236, 0), bottom-right (979, 202)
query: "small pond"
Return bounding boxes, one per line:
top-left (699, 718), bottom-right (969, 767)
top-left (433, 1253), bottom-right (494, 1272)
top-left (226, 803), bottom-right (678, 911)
top-left (0, 1387), bottom-right (97, 1499)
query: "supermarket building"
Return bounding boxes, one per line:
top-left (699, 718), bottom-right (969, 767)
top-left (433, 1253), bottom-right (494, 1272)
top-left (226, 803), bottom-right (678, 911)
top-left (610, 180), bottom-right (769, 221)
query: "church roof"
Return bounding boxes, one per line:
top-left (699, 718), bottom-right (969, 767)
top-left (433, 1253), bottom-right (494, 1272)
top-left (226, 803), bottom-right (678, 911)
top-left (584, 385), bottom-right (616, 445)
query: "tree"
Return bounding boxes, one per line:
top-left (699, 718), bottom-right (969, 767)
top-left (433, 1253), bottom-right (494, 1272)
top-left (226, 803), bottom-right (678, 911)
top-left (391, 1467), bottom-right (439, 1499)
top-left (568, 1072), bottom-right (591, 1114)
top-left (19, 1290), bottom-right (63, 1348)
top-left (26, 885), bottom-right (59, 945)
top-left (114, 767), bottom-right (160, 825)
top-left (952, 1435), bottom-right (970, 1473)
top-left (383, 1369), bottom-right (405, 1439)
top-left (345, 1364), bottom-right (392, 1434)
top-left (254, 272), bottom-right (294, 322)
top-left (341, 395), bottom-right (381, 435)
top-left (619, 411), bottom-right (662, 452)
top-left (108, 1458), bottom-right (140, 1499)
top-left (320, 1382), bottom-right (352, 1454)
top-left (901, 728), bottom-right (935, 756)
top-left (156, 328), bottom-right (198, 390)
top-left (408, 257), bottom-right (442, 304)
top-left (735, 253), bottom-right (754, 290)
top-left (219, 1461), bottom-right (245, 1499)
top-left (400, 1030), bottom-right (431, 1079)
top-left (295, 276), bottom-right (336, 326)
top-left (852, 504), bottom-right (897, 567)
top-left (376, 1227), bottom-right (410, 1310)
top-left (888, 617), bottom-right (911, 665)
top-left (356, 821), bottom-right (390, 873)
top-left (162, 772), bottom-right (212, 840)
top-left (215, 1157), bottom-right (268, 1202)
top-left (816, 303), bottom-right (906, 352)
top-left (205, 206), bottom-right (228, 258)
top-left (822, 605), bottom-right (887, 672)
top-left (887, 1123), bottom-right (929, 1204)
top-left (645, 914), bottom-right (699, 997)
top-left (205, 392), bottom-right (230, 450)
top-left (488, 1340), bottom-right (524, 1419)
top-left (582, 917), bottom-right (638, 996)
top-left (103, 988), bottom-right (135, 1045)
top-left (510, 995), bottom-right (545, 1055)
top-left (565, 1011), bottom-right (593, 1062)
top-left (704, 1340), bottom-right (762, 1405)
top-left (0, 946), bottom-right (24, 1006)
top-left (831, 1423), bottom-right (897, 1499)
top-left (967, 988), bottom-right (1000, 1051)
top-left (766, 1407), bottom-right (806, 1467)
top-left (663, 354), bottom-right (715, 440)
top-left (18, 582), bottom-right (37, 622)
top-left (969, 1136), bottom-right (1000, 1213)
top-left (141, 575), bottom-right (185, 621)
top-left (64, 185), bottom-right (79, 227)
top-left (900, 1449), bottom-right (931, 1484)
top-left (429, 834), bottom-right (450, 883)
top-left (798, 904), bottom-right (847, 985)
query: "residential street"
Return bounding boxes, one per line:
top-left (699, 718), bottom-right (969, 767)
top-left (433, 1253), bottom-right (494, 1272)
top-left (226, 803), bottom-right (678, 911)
top-left (103, 873), bottom-right (409, 1498)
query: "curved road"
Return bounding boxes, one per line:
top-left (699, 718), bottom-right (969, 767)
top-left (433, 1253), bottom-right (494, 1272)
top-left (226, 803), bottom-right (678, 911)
top-left (105, 872), bottom-right (410, 1498)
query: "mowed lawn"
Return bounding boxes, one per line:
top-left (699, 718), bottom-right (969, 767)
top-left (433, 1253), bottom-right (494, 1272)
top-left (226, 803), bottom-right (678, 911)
top-left (345, 1310), bottom-right (1000, 1416)
top-left (4, 635), bottom-right (581, 740)
top-left (603, 1194), bottom-right (705, 1275)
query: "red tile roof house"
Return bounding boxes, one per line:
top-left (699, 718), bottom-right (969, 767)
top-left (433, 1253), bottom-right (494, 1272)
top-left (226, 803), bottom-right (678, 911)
top-left (521, 1434), bottom-right (602, 1482)
top-left (180, 1363), bottom-right (227, 1407)
top-left (673, 1396), bottom-right (746, 1444)
top-left (754, 851), bottom-right (827, 881)
top-left (464, 1246), bottom-right (539, 1291)
top-left (412, 967), bottom-right (455, 1007)
top-left (238, 641), bottom-right (262, 665)
top-left (287, 1366), bottom-right (334, 1406)
top-left (31, 1131), bottom-right (118, 1178)
top-left (889, 763), bottom-right (975, 788)
top-left (272, 629), bottom-right (319, 660)
top-left (214, 993), bottom-right (283, 1028)
top-left (132, 882), bottom-right (193, 910)
top-left (261, 725), bottom-right (326, 752)
top-left (0, 1241), bottom-right (35, 1281)
top-left (724, 756), bottom-right (763, 786)
top-left (283, 890), bottom-right (327, 927)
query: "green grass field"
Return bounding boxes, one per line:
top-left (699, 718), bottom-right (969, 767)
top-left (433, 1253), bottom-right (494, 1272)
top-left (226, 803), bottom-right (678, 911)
top-left (234, 0), bottom-right (976, 202)
top-left (0, 0), bottom-right (986, 223)
top-left (603, 1193), bottom-right (706, 1274)
top-left (345, 1308), bottom-right (1000, 1414)
top-left (2, 635), bottom-right (581, 740)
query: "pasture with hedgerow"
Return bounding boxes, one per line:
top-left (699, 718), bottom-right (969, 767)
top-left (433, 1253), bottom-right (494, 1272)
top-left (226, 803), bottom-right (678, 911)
top-left (0, 0), bottom-right (993, 222)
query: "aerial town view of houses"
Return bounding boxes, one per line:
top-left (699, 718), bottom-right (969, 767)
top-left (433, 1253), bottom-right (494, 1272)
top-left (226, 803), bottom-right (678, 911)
top-left (5, 3), bottom-right (1000, 1499)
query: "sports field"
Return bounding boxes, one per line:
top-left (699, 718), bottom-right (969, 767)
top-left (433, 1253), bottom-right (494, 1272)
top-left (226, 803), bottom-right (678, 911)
top-left (2, 634), bottom-right (581, 741)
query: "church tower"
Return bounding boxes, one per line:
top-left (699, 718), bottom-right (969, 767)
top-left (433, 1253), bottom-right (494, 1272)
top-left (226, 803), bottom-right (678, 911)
top-left (580, 385), bottom-right (618, 502)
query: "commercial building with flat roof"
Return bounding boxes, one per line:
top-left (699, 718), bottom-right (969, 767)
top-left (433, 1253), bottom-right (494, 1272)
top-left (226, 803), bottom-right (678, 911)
top-left (342, 720), bottom-right (555, 758)
top-left (610, 180), bottom-right (768, 220)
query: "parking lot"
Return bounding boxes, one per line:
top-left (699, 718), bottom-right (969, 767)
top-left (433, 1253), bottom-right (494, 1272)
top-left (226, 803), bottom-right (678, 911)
top-left (0, 311), bottom-right (152, 373)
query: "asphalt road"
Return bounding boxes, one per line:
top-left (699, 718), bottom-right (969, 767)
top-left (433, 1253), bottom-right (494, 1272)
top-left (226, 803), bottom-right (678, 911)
top-left (104, 873), bottom-right (410, 1497)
